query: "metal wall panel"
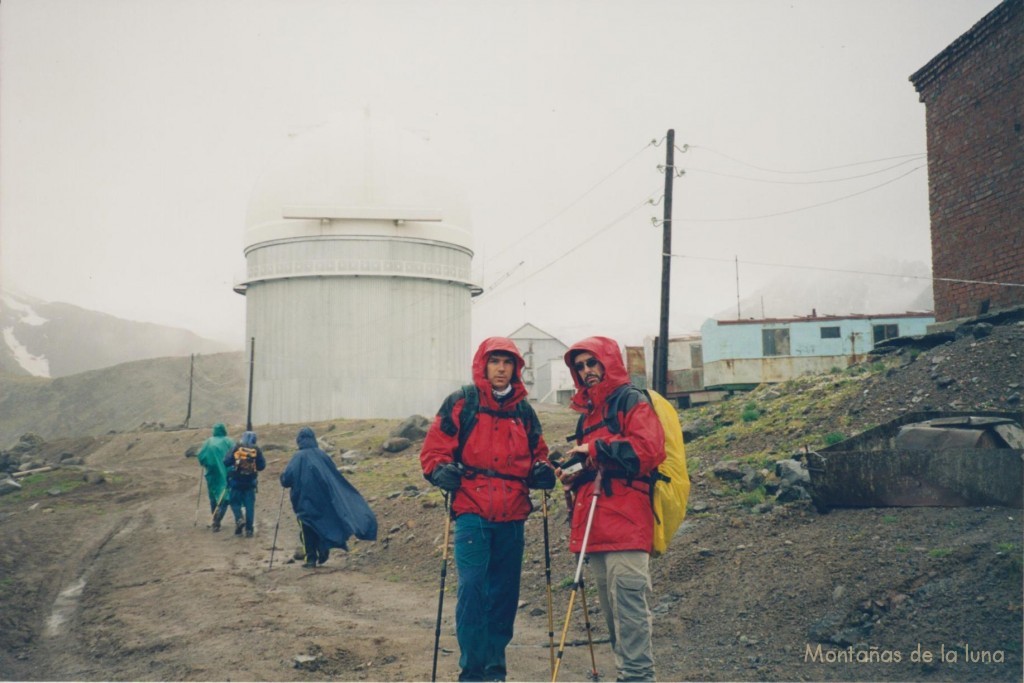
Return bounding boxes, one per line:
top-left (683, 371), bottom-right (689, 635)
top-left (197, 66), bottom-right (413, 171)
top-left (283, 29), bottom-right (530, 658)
top-left (244, 236), bottom-right (473, 423)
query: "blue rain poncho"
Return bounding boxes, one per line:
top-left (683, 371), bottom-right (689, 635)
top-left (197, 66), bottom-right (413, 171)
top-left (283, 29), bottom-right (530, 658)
top-left (279, 427), bottom-right (378, 552)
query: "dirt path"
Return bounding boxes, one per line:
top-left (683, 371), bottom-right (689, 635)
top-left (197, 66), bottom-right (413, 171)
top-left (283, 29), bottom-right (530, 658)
top-left (3, 430), bottom-right (615, 682)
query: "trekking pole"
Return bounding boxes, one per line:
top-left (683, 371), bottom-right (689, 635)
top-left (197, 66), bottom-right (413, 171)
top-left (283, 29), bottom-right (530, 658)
top-left (268, 486), bottom-right (287, 570)
top-left (578, 575), bottom-right (600, 681)
top-left (193, 471), bottom-right (204, 527)
top-left (553, 470), bottom-right (602, 682)
top-left (542, 491), bottom-right (556, 677)
top-left (431, 493), bottom-right (454, 683)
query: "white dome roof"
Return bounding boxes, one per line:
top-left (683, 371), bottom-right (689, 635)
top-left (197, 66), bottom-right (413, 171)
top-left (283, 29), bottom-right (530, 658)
top-left (244, 112), bottom-right (473, 251)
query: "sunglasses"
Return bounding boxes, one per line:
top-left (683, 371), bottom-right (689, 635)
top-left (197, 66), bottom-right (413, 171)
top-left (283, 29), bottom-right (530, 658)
top-left (574, 357), bottom-right (601, 372)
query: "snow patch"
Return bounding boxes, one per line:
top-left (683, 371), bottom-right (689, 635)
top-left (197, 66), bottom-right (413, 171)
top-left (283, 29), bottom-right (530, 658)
top-left (1, 292), bottom-right (48, 325)
top-left (3, 327), bottom-right (51, 377)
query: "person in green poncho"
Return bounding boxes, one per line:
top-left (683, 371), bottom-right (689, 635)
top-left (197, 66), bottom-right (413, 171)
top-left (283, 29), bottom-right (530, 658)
top-left (196, 423), bottom-right (234, 531)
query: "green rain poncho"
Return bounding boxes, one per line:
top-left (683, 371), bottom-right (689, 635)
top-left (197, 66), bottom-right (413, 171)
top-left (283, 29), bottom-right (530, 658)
top-left (197, 423), bottom-right (234, 509)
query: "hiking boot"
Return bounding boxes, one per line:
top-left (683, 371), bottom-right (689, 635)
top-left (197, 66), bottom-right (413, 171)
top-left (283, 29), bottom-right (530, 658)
top-left (302, 561), bottom-right (316, 569)
top-left (234, 521), bottom-right (244, 536)
top-left (212, 507), bottom-right (225, 528)
top-left (245, 528), bottom-right (253, 538)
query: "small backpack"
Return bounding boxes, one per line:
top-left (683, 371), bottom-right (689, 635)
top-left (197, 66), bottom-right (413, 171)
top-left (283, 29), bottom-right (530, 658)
top-left (574, 384), bottom-right (690, 557)
top-left (233, 446), bottom-right (259, 477)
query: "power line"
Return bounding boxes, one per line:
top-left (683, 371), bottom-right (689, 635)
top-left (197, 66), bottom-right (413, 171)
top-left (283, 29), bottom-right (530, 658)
top-left (683, 145), bottom-right (926, 175)
top-left (475, 192), bottom-right (659, 304)
top-left (676, 164), bottom-right (925, 223)
top-left (485, 140), bottom-right (656, 266)
top-left (666, 252), bottom-right (1024, 289)
top-left (684, 155), bottom-right (924, 185)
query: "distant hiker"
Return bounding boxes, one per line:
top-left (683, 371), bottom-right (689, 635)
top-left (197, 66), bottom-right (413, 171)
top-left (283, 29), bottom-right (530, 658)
top-left (195, 422), bottom-right (234, 529)
top-left (420, 337), bottom-right (554, 682)
top-left (557, 336), bottom-right (665, 683)
top-left (280, 426), bottom-right (378, 569)
top-left (222, 430), bottom-right (266, 537)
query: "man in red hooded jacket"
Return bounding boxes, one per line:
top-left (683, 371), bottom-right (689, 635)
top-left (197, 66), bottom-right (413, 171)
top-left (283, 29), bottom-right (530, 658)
top-left (557, 336), bottom-right (665, 682)
top-left (420, 337), bottom-right (553, 682)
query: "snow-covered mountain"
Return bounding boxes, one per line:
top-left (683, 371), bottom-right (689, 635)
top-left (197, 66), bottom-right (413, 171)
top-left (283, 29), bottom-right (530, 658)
top-left (1, 290), bottom-right (233, 378)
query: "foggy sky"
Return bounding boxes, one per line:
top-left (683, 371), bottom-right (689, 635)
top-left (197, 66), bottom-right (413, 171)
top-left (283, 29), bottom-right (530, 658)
top-left (0, 0), bottom-right (1002, 349)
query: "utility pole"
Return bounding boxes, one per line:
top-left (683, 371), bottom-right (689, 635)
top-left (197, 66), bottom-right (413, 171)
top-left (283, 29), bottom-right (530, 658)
top-left (246, 337), bottom-right (255, 431)
top-left (184, 354), bottom-right (195, 428)
top-left (735, 255), bottom-right (741, 320)
top-left (656, 129), bottom-right (675, 395)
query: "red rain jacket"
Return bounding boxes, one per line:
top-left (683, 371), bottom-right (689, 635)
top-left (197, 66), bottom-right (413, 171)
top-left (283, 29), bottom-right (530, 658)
top-left (420, 337), bottom-right (549, 522)
top-left (564, 336), bottom-right (665, 554)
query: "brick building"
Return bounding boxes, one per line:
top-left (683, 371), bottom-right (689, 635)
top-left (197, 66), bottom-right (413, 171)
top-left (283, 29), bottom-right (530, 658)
top-left (909, 0), bottom-right (1023, 323)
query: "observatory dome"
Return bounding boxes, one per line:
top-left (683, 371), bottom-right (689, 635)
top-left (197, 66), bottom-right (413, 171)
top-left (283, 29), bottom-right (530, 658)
top-left (237, 113), bottom-right (478, 423)
top-left (244, 112), bottom-right (472, 252)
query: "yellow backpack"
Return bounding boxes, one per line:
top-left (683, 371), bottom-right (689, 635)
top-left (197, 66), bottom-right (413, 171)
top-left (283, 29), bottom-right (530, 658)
top-left (647, 389), bottom-right (690, 557)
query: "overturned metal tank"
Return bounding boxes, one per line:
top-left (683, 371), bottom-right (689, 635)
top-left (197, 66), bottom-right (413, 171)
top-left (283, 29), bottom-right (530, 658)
top-left (805, 411), bottom-right (1024, 509)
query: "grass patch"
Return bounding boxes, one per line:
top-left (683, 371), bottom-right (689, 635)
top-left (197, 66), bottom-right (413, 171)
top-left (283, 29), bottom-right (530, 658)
top-left (928, 548), bottom-right (952, 558)
top-left (823, 432), bottom-right (845, 446)
top-left (0, 470), bottom-right (89, 505)
top-left (739, 487), bottom-right (766, 508)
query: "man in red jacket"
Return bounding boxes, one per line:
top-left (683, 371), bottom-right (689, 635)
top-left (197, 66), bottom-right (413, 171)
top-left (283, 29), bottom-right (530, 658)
top-left (420, 337), bottom-right (554, 682)
top-left (557, 336), bottom-right (665, 682)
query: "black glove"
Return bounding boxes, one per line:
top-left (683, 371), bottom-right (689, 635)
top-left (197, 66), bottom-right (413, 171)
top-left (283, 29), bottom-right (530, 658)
top-left (430, 463), bottom-right (463, 492)
top-left (526, 461), bottom-right (556, 490)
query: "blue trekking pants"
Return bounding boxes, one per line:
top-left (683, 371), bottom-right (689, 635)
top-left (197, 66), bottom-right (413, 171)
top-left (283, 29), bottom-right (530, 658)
top-left (453, 514), bottom-right (525, 682)
top-left (229, 487), bottom-right (256, 532)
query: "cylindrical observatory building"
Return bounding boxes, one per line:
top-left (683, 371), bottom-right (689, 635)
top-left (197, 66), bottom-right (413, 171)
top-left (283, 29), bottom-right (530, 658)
top-left (235, 115), bottom-right (479, 423)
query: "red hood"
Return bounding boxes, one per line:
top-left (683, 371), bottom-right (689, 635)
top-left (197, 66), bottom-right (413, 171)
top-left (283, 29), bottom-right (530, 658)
top-left (564, 336), bottom-right (630, 413)
top-left (472, 336), bottom-right (528, 409)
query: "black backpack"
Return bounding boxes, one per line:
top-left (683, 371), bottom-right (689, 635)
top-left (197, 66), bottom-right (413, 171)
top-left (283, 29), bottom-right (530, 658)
top-left (233, 446), bottom-right (259, 477)
top-left (438, 384), bottom-right (542, 474)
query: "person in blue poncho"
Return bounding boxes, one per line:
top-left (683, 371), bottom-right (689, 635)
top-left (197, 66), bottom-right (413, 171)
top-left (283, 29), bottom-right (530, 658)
top-left (280, 426), bottom-right (378, 569)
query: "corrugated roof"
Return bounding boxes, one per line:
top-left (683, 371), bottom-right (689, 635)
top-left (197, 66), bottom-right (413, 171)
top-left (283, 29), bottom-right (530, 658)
top-left (715, 311), bottom-right (934, 326)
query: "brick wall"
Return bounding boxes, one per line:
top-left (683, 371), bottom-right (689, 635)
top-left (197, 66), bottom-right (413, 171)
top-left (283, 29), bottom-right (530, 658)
top-left (911, 0), bottom-right (1024, 322)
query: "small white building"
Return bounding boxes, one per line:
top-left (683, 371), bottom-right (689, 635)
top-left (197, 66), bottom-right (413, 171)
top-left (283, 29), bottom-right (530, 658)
top-left (507, 323), bottom-right (574, 404)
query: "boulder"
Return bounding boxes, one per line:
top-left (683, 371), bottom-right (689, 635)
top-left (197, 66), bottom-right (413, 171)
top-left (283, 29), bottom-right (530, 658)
top-left (391, 415), bottom-right (430, 441)
top-left (10, 434), bottom-right (45, 457)
top-left (382, 437), bottom-right (412, 453)
top-left (775, 459), bottom-right (810, 485)
top-left (741, 470), bottom-right (765, 492)
top-left (712, 461), bottom-right (744, 481)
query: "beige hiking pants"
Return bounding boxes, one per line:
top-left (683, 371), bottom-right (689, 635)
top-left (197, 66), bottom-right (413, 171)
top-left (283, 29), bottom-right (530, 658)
top-left (588, 551), bottom-right (656, 682)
